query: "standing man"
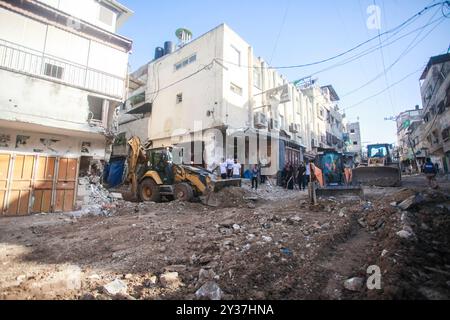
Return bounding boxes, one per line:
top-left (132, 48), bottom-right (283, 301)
top-left (423, 158), bottom-right (438, 189)
top-left (304, 160), bottom-right (312, 189)
top-left (226, 157), bottom-right (234, 179)
top-left (297, 162), bottom-right (306, 191)
top-left (220, 158), bottom-right (228, 180)
top-left (251, 164), bottom-right (260, 190)
top-left (232, 159), bottom-right (242, 179)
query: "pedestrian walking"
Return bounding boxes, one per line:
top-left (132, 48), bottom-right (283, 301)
top-left (423, 158), bottom-right (438, 189)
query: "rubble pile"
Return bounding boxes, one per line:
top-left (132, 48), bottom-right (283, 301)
top-left (348, 188), bottom-right (450, 299)
top-left (76, 177), bottom-right (124, 217)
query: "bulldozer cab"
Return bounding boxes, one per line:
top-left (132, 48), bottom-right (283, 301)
top-left (316, 151), bottom-right (345, 186)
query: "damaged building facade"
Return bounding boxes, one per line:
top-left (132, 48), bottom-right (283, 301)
top-left (0, 0), bottom-right (132, 216)
top-left (119, 24), bottom-right (347, 175)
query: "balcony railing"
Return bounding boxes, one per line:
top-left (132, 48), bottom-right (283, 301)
top-left (0, 39), bottom-right (125, 99)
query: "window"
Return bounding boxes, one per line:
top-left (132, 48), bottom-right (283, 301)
top-left (44, 63), bottom-right (64, 79)
top-left (176, 93), bottom-right (183, 104)
top-left (253, 68), bottom-right (261, 88)
top-left (230, 45), bottom-right (241, 67)
top-left (99, 5), bottom-right (115, 26)
top-left (230, 83), bottom-right (243, 96)
top-left (88, 96), bottom-right (104, 121)
top-left (353, 141), bottom-right (358, 145)
top-left (350, 129), bottom-right (355, 134)
top-left (174, 54), bottom-right (197, 71)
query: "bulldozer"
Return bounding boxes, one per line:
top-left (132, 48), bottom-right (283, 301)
top-left (309, 150), bottom-right (364, 204)
top-left (127, 136), bottom-right (241, 205)
top-left (353, 143), bottom-right (402, 187)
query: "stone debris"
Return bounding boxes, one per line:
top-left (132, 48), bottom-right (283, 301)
top-left (398, 194), bottom-right (425, 211)
top-left (160, 272), bottom-right (182, 289)
top-left (344, 277), bottom-right (365, 292)
top-left (195, 281), bottom-right (224, 300)
top-left (103, 279), bottom-right (128, 296)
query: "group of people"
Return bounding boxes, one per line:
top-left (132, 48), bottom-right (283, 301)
top-left (281, 161), bottom-right (312, 191)
top-left (219, 158), bottom-right (263, 190)
top-left (220, 158), bottom-right (242, 180)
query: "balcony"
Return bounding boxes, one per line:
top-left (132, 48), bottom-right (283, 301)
top-left (0, 39), bottom-right (125, 99)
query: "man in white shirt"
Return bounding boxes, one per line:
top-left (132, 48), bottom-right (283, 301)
top-left (226, 157), bottom-right (234, 178)
top-left (220, 159), bottom-right (228, 179)
top-left (304, 160), bottom-right (312, 188)
top-left (232, 159), bottom-right (242, 179)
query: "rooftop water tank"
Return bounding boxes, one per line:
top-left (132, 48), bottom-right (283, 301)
top-left (154, 47), bottom-right (164, 60)
top-left (164, 41), bottom-right (175, 55)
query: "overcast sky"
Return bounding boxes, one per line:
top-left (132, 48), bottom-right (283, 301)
top-left (118, 0), bottom-right (450, 147)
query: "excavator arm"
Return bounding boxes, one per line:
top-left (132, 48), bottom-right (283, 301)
top-left (127, 136), bottom-right (148, 197)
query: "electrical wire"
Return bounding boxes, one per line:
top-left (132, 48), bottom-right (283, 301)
top-left (269, 0), bottom-right (291, 65)
top-left (341, 14), bottom-right (445, 98)
top-left (343, 65), bottom-right (426, 111)
top-left (215, 1), bottom-right (449, 70)
top-left (373, 0), bottom-right (396, 114)
top-left (301, 15), bottom-right (445, 83)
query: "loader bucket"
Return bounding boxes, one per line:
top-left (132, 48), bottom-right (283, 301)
top-left (212, 178), bottom-right (242, 192)
top-left (200, 179), bottom-right (242, 207)
top-left (353, 166), bottom-right (401, 187)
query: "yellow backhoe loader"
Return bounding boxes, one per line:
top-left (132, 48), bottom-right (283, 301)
top-left (127, 136), bottom-right (241, 206)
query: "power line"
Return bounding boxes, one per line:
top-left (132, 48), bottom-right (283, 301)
top-left (145, 60), bottom-right (215, 96)
top-left (341, 15), bottom-right (445, 98)
top-left (343, 65), bottom-right (426, 111)
top-left (216, 1), bottom-right (449, 70)
top-left (303, 15), bottom-right (445, 84)
top-left (269, 0), bottom-right (291, 65)
top-left (373, 0), bottom-right (396, 114)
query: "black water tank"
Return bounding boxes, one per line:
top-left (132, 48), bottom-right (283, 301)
top-left (154, 47), bottom-right (164, 60)
top-left (164, 41), bottom-right (175, 55)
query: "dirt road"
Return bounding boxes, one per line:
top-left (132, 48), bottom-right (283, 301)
top-left (0, 175), bottom-right (449, 300)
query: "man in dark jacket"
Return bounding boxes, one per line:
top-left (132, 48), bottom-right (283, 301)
top-left (297, 162), bottom-right (306, 191)
top-left (423, 158), bottom-right (438, 189)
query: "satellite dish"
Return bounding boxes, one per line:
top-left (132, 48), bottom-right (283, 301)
top-left (176, 28), bottom-right (193, 46)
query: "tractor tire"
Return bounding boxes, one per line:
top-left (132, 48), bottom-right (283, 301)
top-left (174, 183), bottom-right (194, 202)
top-left (138, 179), bottom-right (161, 203)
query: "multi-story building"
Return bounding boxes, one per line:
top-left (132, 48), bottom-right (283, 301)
top-left (119, 24), bottom-right (346, 175)
top-left (0, 0), bottom-right (132, 216)
top-left (396, 106), bottom-right (423, 170)
top-left (346, 122), bottom-right (363, 158)
top-left (417, 53), bottom-right (450, 173)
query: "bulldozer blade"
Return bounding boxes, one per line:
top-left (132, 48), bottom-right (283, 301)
top-left (213, 179), bottom-right (242, 192)
top-left (353, 167), bottom-right (401, 187)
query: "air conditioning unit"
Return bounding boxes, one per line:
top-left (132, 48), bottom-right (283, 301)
top-left (254, 112), bottom-right (268, 129)
top-left (289, 123), bottom-right (299, 133)
top-left (270, 119), bottom-right (280, 131)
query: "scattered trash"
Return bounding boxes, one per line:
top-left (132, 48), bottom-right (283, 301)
top-left (280, 248), bottom-right (293, 257)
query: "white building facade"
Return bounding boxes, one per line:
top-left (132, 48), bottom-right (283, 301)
top-left (120, 24), bottom-right (346, 176)
top-left (0, 0), bottom-right (132, 216)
